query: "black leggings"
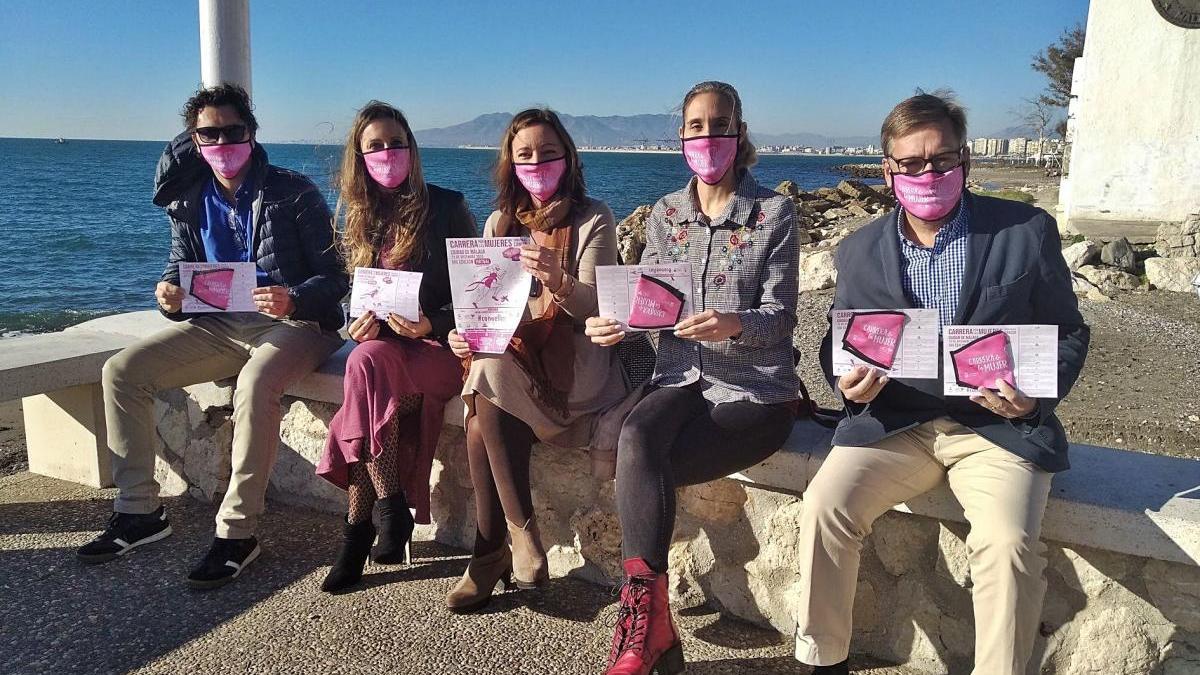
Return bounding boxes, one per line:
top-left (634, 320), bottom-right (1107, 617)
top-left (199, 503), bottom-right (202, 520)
top-left (616, 386), bottom-right (796, 572)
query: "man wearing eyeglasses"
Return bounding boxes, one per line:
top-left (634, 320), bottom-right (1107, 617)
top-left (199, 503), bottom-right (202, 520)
top-left (75, 84), bottom-right (348, 590)
top-left (794, 91), bottom-right (1089, 674)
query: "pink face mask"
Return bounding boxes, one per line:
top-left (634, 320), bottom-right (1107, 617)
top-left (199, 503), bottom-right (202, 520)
top-left (514, 157), bottom-right (567, 202)
top-left (842, 311), bottom-right (909, 370)
top-left (950, 330), bottom-right (1016, 391)
top-left (190, 267), bottom-right (235, 310)
top-left (362, 147), bottom-right (412, 189)
top-left (199, 141), bottom-right (253, 179)
top-left (627, 274), bottom-right (686, 329)
top-left (891, 164), bottom-right (965, 221)
top-left (682, 135), bottom-right (738, 185)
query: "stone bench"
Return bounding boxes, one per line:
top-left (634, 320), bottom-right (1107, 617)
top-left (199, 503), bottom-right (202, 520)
top-left (8, 311), bottom-right (1200, 673)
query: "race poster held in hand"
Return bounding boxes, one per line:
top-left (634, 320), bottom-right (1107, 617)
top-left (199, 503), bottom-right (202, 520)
top-left (447, 237), bottom-right (533, 354)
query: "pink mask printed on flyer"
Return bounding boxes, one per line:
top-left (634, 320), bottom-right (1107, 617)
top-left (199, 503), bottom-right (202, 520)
top-left (190, 267), bottom-right (235, 310)
top-left (891, 164), bottom-right (965, 221)
top-left (627, 274), bottom-right (686, 329)
top-left (681, 135), bottom-right (738, 185)
top-left (514, 157), bottom-right (567, 202)
top-left (949, 330), bottom-right (1017, 390)
top-left (362, 147), bottom-right (412, 188)
top-left (199, 141), bottom-right (253, 179)
top-left (841, 311), bottom-right (909, 370)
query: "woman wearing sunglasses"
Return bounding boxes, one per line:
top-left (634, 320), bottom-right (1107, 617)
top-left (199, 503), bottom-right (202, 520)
top-left (315, 101), bottom-right (476, 593)
top-left (444, 108), bottom-right (627, 613)
top-left (585, 81), bottom-right (801, 675)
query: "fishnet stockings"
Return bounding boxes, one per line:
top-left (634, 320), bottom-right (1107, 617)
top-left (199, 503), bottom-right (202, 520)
top-left (347, 394), bottom-right (422, 524)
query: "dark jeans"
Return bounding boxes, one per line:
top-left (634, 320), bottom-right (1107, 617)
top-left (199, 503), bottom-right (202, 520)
top-left (615, 385), bottom-right (796, 572)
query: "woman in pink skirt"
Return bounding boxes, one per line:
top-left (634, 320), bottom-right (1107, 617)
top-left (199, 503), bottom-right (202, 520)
top-left (316, 101), bottom-right (476, 593)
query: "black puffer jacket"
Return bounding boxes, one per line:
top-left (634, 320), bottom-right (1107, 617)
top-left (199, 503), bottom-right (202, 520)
top-left (152, 131), bottom-right (349, 331)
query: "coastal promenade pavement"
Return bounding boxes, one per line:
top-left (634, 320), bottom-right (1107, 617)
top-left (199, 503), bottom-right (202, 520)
top-left (0, 472), bottom-right (916, 675)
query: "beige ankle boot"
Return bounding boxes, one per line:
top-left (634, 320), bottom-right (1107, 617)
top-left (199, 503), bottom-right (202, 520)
top-left (445, 546), bottom-right (512, 614)
top-left (507, 517), bottom-right (549, 589)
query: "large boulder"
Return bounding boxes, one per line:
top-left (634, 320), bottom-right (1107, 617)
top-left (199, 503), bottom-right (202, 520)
top-left (798, 250), bottom-right (837, 291)
top-left (774, 180), bottom-right (800, 199)
top-left (1076, 265), bottom-right (1142, 295)
top-left (1144, 257), bottom-right (1200, 293)
top-left (1071, 274), bottom-right (1111, 302)
top-left (837, 179), bottom-right (879, 202)
top-left (1101, 237), bottom-right (1138, 273)
top-left (617, 205), bottom-right (652, 265)
top-left (1155, 213), bottom-right (1200, 258)
top-left (1061, 240), bottom-right (1101, 271)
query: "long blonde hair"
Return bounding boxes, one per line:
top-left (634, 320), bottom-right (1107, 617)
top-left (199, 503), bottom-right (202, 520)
top-left (680, 81), bottom-right (758, 175)
top-left (335, 101), bottom-right (429, 272)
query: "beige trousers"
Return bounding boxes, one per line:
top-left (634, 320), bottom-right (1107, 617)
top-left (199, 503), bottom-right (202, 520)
top-left (794, 417), bottom-right (1052, 675)
top-left (103, 314), bottom-right (343, 538)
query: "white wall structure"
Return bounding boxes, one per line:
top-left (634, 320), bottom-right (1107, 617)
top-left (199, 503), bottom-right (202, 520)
top-left (1060, 0), bottom-right (1200, 226)
top-left (198, 0), bottom-right (252, 93)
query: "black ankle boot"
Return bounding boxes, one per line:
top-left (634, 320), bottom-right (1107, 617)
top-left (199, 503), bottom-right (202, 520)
top-left (321, 518), bottom-right (376, 594)
top-left (812, 660), bottom-right (849, 675)
top-left (372, 495), bottom-right (414, 565)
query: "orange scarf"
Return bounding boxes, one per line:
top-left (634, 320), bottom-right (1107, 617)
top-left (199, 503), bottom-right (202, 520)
top-left (471, 199), bottom-right (577, 418)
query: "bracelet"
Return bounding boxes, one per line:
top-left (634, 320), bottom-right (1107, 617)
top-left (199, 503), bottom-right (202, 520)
top-left (552, 274), bottom-right (576, 302)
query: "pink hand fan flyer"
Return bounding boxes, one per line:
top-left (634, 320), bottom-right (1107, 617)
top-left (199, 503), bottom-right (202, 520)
top-left (595, 263), bottom-right (694, 332)
top-left (941, 324), bottom-right (1059, 397)
top-left (446, 237), bottom-right (533, 354)
top-left (831, 308), bottom-right (939, 378)
top-left (180, 262), bottom-right (257, 313)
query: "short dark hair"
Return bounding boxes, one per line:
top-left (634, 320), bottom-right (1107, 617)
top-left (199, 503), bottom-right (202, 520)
top-left (880, 89), bottom-right (967, 155)
top-left (182, 83), bottom-right (258, 134)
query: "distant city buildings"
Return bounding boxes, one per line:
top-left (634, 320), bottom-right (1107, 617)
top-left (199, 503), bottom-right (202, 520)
top-left (756, 143), bottom-right (882, 156)
top-left (968, 136), bottom-right (1064, 162)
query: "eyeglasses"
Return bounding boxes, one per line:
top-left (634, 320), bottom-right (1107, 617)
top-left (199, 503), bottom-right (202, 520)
top-left (887, 147), bottom-right (965, 175)
top-left (194, 125), bottom-right (249, 145)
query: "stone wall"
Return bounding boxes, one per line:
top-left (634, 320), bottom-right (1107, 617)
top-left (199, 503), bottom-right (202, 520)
top-left (150, 383), bottom-right (1200, 674)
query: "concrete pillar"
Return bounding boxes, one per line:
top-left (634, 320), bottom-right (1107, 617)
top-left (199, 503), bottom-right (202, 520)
top-left (198, 0), bottom-right (252, 94)
top-left (23, 384), bottom-right (113, 489)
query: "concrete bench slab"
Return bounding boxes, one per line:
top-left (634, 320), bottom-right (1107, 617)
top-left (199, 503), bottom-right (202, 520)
top-left (734, 421), bottom-right (1200, 567)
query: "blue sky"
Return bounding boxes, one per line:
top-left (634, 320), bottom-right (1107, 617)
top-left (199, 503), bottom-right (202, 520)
top-left (0, 0), bottom-right (1090, 142)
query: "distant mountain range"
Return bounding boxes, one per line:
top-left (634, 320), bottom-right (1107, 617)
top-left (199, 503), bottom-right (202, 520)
top-left (413, 113), bottom-right (877, 149)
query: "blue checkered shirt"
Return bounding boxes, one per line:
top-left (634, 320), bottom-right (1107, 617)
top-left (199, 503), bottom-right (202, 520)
top-left (897, 200), bottom-right (970, 327)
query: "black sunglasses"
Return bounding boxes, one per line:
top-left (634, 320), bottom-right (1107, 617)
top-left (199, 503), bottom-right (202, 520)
top-left (195, 125), bottom-right (249, 145)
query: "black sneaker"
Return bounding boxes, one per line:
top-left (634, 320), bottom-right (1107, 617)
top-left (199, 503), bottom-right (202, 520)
top-left (76, 507), bottom-right (172, 564)
top-left (186, 536), bottom-right (261, 590)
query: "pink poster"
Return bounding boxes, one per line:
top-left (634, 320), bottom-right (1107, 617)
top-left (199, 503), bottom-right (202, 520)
top-left (446, 237), bottom-right (532, 354)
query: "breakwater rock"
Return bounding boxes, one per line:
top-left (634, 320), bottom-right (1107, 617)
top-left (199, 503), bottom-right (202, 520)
top-left (831, 163), bottom-right (884, 179)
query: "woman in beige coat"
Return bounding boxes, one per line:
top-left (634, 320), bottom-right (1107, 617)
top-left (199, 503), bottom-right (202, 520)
top-left (445, 108), bottom-right (626, 613)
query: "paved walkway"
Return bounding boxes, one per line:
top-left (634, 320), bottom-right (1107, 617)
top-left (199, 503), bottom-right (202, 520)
top-left (0, 473), bottom-right (916, 675)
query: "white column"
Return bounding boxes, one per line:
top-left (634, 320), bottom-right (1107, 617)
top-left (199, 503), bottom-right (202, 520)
top-left (198, 0), bottom-right (252, 94)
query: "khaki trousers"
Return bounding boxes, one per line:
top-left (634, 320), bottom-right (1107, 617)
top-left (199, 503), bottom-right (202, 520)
top-left (103, 314), bottom-right (343, 538)
top-left (794, 417), bottom-right (1052, 675)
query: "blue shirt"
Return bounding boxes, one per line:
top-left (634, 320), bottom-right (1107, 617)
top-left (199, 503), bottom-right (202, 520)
top-left (897, 198), bottom-right (970, 327)
top-left (200, 177), bottom-right (269, 285)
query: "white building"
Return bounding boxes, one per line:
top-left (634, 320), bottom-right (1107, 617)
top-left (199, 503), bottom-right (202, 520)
top-left (1060, 0), bottom-right (1200, 227)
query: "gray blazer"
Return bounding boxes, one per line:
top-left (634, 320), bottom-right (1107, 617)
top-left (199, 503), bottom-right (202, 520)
top-left (819, 192), bottom-right (1090, 472)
